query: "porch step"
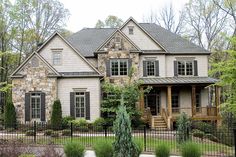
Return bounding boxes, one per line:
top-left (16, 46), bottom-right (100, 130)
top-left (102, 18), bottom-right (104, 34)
top-left (152, 116), bottom-right (168, 130)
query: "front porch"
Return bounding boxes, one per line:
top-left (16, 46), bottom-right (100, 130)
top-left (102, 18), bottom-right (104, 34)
top-left (139, 78), bottom-right (220, 129)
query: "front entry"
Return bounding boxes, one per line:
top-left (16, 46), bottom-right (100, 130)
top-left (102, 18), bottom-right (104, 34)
top-left (145, 94), bottom-right (160, 115)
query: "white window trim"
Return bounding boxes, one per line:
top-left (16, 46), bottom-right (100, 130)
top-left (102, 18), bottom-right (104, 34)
top-left (74, 92), bottom-right (86, 118)
top-left (128, 26), bottom-right (134, 35)
top-left (110, 59), bottom-right (129, 76)
top-left (52, 51), bottom-right (62, 66)
top-left (146, 60), bottom-right (156, 77)
top-left (30, 93), bottom-right (41, 120)
top-left (177, 60), bottom-right (194, 77)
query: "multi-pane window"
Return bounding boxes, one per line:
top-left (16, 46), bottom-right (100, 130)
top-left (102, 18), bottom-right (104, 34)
top-left (110, 60), bottom-right (128, 76)
top-left (53, 52), bottom-right (61, 65)
top-left (31, 93), bottom-right (41, 119)
top-left (128, 26), bottom-right (134, 35)
top-left (75, 92), bottom-right (85, 118)
top-left (177, 61), bottom-right (193, 76)
top-left (172, 92), bottom-right (179, 113)
top-left (147, 61), bottom-right (155, 76)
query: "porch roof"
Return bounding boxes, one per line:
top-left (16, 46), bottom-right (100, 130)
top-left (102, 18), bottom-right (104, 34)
top-left (140, 77), bottom-right (218, 85)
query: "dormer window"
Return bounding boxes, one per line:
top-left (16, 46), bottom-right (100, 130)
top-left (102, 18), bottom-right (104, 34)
top-left (52, 51), bottom-right (62, 65)
top-left (128, 26), bottom-right (134, 35)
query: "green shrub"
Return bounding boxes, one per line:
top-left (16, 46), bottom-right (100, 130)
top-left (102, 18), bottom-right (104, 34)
top-left (93, 117), bottom-right (106, 131)
top-left (214, 126), bottom-right (233, 146)
top-left (155, 143), bottom-right (170, 157)
top-left (44, 129), bottom-right (53, 136)
top-left (181, 142), bottom-right (201, 157)
top-left (135, 140), bottom-right (143, 156)
top-left (71, 119), bottom-right (89, 132)
top-left (192, 121), bottom-right (215, 134)
top-left (25, 130), bottom-right (34, 136)
top-left (93, 140), bottom-right (113, 157)
top-left (51, 132), bottom-right (59, 138)
top-left (192, 129), bottom-right (205, 139)
top-left (4, 101), bottom-right (17, 128)
top-left (64, 141), bottom-right (85, 157)
top-left (205, 134), bottom-right (219, 142)
top-left (62, 116), bottom-right (75, 129)
top-left (19, 154), bottom-right (35, 157)
top-left (51, 100), bottom-right (62, 130)
top-left (62, 129), bottom-right (71, 136)
top-left (177, 112), bottom-right (191, 144)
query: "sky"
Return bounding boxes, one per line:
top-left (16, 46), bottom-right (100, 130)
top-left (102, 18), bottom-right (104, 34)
top-left (59, 0), bottom-right (189, 32)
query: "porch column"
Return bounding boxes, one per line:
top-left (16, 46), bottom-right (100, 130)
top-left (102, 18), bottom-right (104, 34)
top-left (140, 86), bottom-right (145, 112)
top-left (167, 86), bottom-right (172, 117)
top-left (215, 85), bottom-right (220, 117)
top-left (191, 85), bottom-right (196, 116)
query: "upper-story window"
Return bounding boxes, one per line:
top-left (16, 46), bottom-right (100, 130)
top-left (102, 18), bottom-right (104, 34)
top-left (177, 61), bottom-right (193, 76)
top-left (147, 61), bottom-right (155, 76)
top-left (110, 59), bottom-right (128, 76)
top-left (143, 60), bottom-right (159, 77)
top-left (128, 26), bottom-right (134, 35)
top-left (52, 51), bottom-right (62, 65)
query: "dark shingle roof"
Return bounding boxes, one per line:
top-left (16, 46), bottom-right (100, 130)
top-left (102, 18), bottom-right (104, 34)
top-left (140, 77), bottom-right (218, 85)
top-left (67, 28), bottom-right (115, 57)
top-left (67, 23), bottom-right (209, 57)
top-left (139, 23), bottom-right (209, 53)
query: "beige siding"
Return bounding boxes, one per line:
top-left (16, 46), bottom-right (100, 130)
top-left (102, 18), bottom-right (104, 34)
top-left (121, 21), bottom-right (162, 50)
top-left (139, 54), bottom-right (166, 77)
top-left (40, 35), bottom-right (94, 72)
top-left (166, 55), bottom-right (208, 77)
top-left (86, 58), bottom-right (98, 68)
top-left (58, 78), bottom-right (101, 122)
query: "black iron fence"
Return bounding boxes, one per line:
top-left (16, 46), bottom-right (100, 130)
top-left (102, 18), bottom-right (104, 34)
top-left (0, 122), bottom-right (235, 157)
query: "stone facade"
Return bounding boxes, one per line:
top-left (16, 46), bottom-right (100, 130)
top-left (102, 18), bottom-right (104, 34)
top-left (12, 56), bottom-right (57, 122)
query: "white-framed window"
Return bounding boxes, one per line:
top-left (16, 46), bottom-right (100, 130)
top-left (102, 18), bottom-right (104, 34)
top-left (75, 92), bottom-right (86, 118)
top-left (146, 61), bottom-right (155, 76)
top-left (128, 26), bottom-right (134, 35)
top-left (31, 93), bottom-right (41, 119)
top-left (177, 61), bottom-right (193, 76)
top-left (52, 51), bottom-right (61, 65)
top-left (110, 59), bottom-right (128, 76)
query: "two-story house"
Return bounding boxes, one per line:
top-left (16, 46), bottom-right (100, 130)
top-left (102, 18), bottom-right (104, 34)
top-left (10, 17), bottom-right (220, 129)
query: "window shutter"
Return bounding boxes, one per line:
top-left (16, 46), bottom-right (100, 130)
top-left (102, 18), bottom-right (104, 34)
top-left (25, 93), bottom-right (31, 122)
top-left (155, 60), bottom-right (159, 76)
top-left (70, 92), bottom-right (75, 118)
top-left (174, 61), bottom-right (178, 76)
top-left (85, 92), bottom-right (90, 120)
top-left (40, 92), bottom-right (46, 121)
top-left (106, 60), bottom-right (110, 77)
top-left (194, 60), bottom-right (198, 76)
top-left (128, 59), bottom-right (132, 74)
top-left (143, 61), bottom-right (147, 77)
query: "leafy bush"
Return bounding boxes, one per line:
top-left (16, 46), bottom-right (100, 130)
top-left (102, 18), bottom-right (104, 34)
top-left (155, 143), bottom-right (170, 157)
top-left (51, 100), bottom-right (62, 130)
top-left (135, 140), bottom-right (143, 156)
top-left (51, 132), bottom-right (59, 138)
top-left (4, 101), bottom-right (17, 128)
top-left (62, 116), bottom-right (75, 129)
top-left (93, 140), bottom-right (113, 157)
top-left (19, 154), bottom-right (35, 157)
top-left (71, 119), bottom-right (89, 132)
top-left (64, 141), bottom-right (85, 157)
top-left (44, 129), bottom-right (53, 136)
top-left (205, 134), bottom-right (219, 142)
top-left (192, 129), bottom-right (205, 139)
top-left (62, 129), bottom-right (71, 136)
top-left (41, 144), bottom-right (63, 157)
top-left (25, 130), bottom-right (34, 136)
top-left (93, 117), bottom-right (106, 131)
top-left (192, 121), bottom-right (215, 134)
top-left (181, 142), bottom-right (201, 157)
top-left (214, 125), bottom-right (233, 146)
top-left (177, 112), bottom-right (191, 144)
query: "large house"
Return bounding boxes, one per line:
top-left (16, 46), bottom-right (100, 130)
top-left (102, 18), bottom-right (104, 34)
top-left (10, 17), bottom-right (220, 129)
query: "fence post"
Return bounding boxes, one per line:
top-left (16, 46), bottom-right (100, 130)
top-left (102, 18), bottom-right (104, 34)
top-left (104, 125), bottom-right (107, 138)
top-left (144, 126), bottom-right (147, 151)
top-left (33, 121), bottom-right (36, 143)
top-left (70, 122), bottom-right (73, 139)
top-left (234, 129), bottom-right (236, 157)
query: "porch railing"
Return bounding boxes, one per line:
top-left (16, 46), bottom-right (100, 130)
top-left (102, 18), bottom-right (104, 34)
top-left (161, 108), bottom-right (168, 125)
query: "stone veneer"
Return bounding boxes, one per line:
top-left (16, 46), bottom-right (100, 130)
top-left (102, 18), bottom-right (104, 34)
top-left (12, 56), bottom-right (57, 122)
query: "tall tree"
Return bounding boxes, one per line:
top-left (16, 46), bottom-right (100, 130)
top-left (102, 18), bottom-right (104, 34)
top-left (95, 15), bottom-right (123, 28)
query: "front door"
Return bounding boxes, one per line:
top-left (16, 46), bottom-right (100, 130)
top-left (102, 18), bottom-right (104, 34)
top-left (145, 94), bottom-right (160, 115)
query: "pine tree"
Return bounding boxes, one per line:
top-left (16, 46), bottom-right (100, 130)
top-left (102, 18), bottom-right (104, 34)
top-left (113, 95), bottom-right (139, 157)
top-left (51, 99), bottom-right (62, 130)
top-left (4, 101), bottom-right (17, 128)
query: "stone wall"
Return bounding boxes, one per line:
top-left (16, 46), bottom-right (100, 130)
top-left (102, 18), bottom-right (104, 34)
top-left (12, 56), bottom-right (57, 122)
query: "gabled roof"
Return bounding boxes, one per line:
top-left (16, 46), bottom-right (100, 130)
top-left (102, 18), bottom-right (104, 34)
top-left (67, 17), bottom-right (210, 57)
top-left (10, 52), bottom-right (60, 78)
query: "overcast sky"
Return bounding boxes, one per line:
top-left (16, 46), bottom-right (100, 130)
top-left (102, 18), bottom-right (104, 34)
top-left (59, 0), bottom-right (189, 32)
